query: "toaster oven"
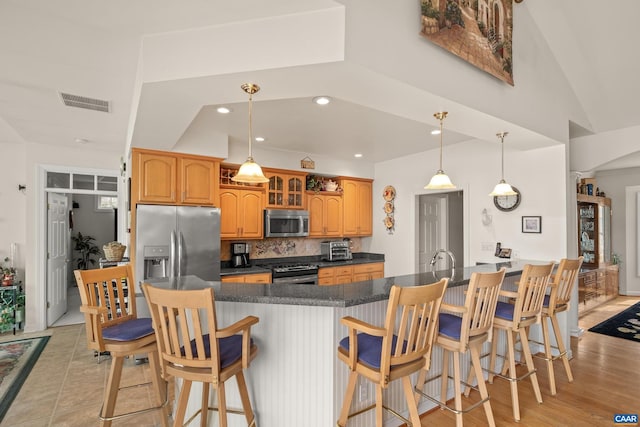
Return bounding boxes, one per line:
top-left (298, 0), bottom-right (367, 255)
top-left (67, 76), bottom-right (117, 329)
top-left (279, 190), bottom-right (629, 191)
top-left (321, 241), bottom-right (352, 261)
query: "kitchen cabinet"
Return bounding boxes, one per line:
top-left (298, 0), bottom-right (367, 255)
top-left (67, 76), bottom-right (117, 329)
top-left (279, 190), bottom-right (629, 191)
top-left (219, 187), bottom-right (264, 239)
top-left (132, 148), bottom-right (219, 205)
top-left (577, 194), bottom-right (611, 268)
top-left (221, 272), bottom-right (271, 284)
top-left (352, 262), bottom-right (384, 282)
top-left (577, 266), bottom-right (618, 317)
top-left (340, 178), bottom-right (373, 236)
top-left (264, 169), bottom-right (306, 209)
top-left (308, 192), bottom-right (342, 237)
top-left (318, 265), bottom-right (353, 286)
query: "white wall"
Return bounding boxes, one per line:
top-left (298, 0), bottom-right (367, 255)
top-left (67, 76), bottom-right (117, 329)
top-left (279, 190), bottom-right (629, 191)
top-left (371, 139), bottom-right (567, 277)
top-left (0, 142), bottom-right (27, 279)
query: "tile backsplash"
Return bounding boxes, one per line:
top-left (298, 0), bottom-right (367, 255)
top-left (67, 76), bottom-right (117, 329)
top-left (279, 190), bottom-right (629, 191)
top-left (221, 238), bottom-right (362, 261)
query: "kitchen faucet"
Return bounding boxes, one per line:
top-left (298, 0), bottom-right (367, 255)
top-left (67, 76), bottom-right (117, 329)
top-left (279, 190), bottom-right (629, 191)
top-left (430, 249), bottom-right (456, 269)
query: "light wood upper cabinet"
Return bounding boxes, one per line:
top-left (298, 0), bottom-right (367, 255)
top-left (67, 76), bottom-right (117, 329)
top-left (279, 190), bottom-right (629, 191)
top-left (132, 148), bottom-right (219, 206)
top-left (133, 150), bottom-right (178, 204)
top-left (264, 169), bottom-right (306, 209)
top-left (341, 178), bottom-right (373, 236)
top-left (308, 192), bottom-right (342, 237)
top-left (219, 187), bottom-right (264, 239)
top-left (179, 157), bottom-right (218, 205)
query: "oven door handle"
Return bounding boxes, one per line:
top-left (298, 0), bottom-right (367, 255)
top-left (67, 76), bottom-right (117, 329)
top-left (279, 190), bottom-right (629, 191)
top-left (273, 275), bottom-right (318, 285)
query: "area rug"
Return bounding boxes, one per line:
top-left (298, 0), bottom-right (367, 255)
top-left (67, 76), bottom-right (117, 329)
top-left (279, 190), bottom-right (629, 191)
top-left (0, 336), bottom-right (50, 422)
top-left (588, 302), bottom-right (640, 343)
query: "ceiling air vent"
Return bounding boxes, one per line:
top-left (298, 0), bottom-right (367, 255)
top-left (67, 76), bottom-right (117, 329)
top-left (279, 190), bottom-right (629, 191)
top-left (59, 92), bottom-right (110, 113)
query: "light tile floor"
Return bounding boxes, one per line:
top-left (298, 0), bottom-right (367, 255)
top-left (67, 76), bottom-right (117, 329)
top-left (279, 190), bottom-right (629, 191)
top-left (1, 325), bottom-right (166, 426)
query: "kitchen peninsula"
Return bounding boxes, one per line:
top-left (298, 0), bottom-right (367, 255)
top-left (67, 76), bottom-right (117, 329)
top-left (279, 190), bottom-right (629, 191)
top-left (146, 259), bottom-right (549, 427)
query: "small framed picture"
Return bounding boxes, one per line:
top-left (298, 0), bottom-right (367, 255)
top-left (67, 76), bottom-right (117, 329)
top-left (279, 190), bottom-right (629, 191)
top-left (498, 248), bottom-right (512, 258)
top-left (522, 216), bottom-right (542, 233)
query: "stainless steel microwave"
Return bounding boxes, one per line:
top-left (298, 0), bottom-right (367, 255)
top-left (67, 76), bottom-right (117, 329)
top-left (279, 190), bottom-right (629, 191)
top-left (264, 209), bottom-right (309, 237)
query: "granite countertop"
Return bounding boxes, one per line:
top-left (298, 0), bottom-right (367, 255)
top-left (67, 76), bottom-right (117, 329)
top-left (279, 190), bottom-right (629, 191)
top-left (147, 259), bottom-right (549, 308)
top-left (220, 252), bottom-right (385, 276)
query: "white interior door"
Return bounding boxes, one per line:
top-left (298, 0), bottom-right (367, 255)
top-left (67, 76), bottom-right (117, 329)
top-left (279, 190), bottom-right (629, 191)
top-left (47, 192), bottom-right (69, 325)
top-left (417, 195), bottom-right (447, 272)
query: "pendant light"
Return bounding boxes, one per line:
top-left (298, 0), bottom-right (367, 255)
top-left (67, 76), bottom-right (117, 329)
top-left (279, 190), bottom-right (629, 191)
top-left (425, 111), bottom-right (456, 189)
top-left (231, 83), bottom-right (269, 184)
top-left (489, 132), bottom-right (517, 196)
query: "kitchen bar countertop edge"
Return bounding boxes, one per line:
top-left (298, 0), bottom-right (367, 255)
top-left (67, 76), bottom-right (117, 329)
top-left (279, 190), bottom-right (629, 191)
top-left (146, 259), bottom-right (550, 308)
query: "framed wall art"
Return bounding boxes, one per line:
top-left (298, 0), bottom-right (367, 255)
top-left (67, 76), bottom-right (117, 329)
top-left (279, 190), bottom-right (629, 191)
top-left (420, 0), bottom-right (514, 85)
top-left (522, 216), bottom-right (542, 233)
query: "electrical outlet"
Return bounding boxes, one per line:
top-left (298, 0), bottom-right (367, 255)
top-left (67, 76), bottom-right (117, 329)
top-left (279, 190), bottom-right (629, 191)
top-left (512, 250), bottom-right (520, 259)
top-left (359, 384), bottom-right (369, 402)
top-left (481, 242), bottom-right (494, 251)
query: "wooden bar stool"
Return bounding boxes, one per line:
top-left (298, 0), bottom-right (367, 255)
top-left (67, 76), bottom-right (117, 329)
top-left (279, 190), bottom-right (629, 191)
top-left (535, 257), bottom-right (584, 395)
top-left (142, 284), bottom-right (259, 427)
top-left (488, 262), bottom-right (554, 422)
top-left (336, 279), bottom-right (448, 427)
top-left (74, 265), bottom-right (169, 427)
top-left (415, 268), bottom-right (506, 427)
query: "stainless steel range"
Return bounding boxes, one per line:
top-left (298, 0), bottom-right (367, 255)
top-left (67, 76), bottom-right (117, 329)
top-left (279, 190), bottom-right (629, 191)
top-left (261, 262), bottom-right (319, 285)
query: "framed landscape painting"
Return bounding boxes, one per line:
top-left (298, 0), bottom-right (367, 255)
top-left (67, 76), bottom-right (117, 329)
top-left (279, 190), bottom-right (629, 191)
top-left (420, 0), bottom-right (514, 85)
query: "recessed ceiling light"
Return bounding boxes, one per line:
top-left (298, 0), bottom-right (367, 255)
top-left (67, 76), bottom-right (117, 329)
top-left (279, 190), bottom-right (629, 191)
top-left (313, 96), bottom-right (331, 106)
top-left (431, 129), bottom-right (441, 135)
top-left (354, 153), bottom-right (363, 158)
top-left (217, 107), bottom-right (232, 114)
top-left (75, 138), bottom-right (90, 144)
top-left (255, 137), bottom-right (266, 142)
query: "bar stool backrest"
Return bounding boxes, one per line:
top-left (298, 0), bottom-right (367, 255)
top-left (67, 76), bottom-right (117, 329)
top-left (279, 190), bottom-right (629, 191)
top-left (549, 257), bottom-right (584, 312)
top-left (512, 263), bottom-right (555, 328)
top-left (463, 267), bottom-right (506, 344)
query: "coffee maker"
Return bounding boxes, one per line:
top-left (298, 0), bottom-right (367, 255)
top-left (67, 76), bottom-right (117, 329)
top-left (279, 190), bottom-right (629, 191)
top-left (230, 242), bottom-right (251, 268)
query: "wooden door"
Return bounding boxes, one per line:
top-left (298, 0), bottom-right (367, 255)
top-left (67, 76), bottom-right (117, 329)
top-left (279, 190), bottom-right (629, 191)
top-left (135, 151), bottom-right (177, 203)
top-left (356, 181), bottom-right (372, 235)
top-left (308, 194), bottom-right (326, 237)
top-left (179, 157), bottom-right (217, 205)
top-left (239, 190), bottom-right (263, 238)
top-left (219, 189), bottom-right (240, 238)
top-left (324, 194), bottom-right (343, 237)
top-left (287, 176), bottom-right (305, 208)
top-left (266, 173), bottom-right (285, 208)
top-left (342, 180), bottom-right (359, 235)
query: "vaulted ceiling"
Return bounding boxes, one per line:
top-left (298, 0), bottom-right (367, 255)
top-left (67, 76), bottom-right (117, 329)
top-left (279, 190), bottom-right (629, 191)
top-left (1, 0), bottom-right (638, 170)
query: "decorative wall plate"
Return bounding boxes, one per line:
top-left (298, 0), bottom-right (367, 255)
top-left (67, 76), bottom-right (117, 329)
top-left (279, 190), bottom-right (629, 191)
top-left (384, 201), bottom-right (394, 214)
top-left (383, 185), bottom-right (396, 201)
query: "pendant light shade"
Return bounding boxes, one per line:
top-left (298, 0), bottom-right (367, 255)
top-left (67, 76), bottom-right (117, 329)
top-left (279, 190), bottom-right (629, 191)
top-left (425, 111), bottom-right (456, 190)
top-left (489, 132), bottom-right (517, 196)
top-left (231, 83), bottom-right (269, 184)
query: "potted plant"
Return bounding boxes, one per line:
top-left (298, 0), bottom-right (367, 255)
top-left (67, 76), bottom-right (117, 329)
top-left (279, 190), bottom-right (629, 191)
top-left (71, 232), bottom-right (101, 270)
top-left (1, 257), bottom-right (16, 286)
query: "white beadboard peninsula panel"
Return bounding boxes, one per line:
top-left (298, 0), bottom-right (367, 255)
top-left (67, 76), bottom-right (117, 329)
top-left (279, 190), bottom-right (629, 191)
top-left (175, 276), bottom-right (525, 426)
top-left (179, 301), bottom-right (335, 427)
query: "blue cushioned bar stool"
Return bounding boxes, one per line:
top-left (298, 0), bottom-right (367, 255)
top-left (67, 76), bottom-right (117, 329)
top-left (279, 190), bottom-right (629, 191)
top-left (487, 262), bottom-right (555, 422)
top-left (74, 264), bottom-right (169, 427)
top-left (532, 257), bottom-right (583, 395)
top-left (414, 268), bottom-right (506, 427)
top-left (336, 279), bottom-right (448, 427)
top-left (142, 284), bottom-right (259, 427)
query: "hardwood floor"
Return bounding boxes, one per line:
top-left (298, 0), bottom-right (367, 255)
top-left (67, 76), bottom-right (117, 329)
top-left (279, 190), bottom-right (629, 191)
top-left (418, 296), bottom-right (640, 426)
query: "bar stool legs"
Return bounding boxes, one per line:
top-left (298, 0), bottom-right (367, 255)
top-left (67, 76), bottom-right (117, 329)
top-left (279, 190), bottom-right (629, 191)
top-left (489, 327), bottom-right (543, 422)
top-left (540, 313), bottom-right (573, 395)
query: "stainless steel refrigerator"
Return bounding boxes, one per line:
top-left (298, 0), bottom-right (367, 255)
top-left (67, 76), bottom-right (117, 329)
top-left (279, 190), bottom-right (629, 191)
top-left (135, 204), bottom-right (220, 317)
